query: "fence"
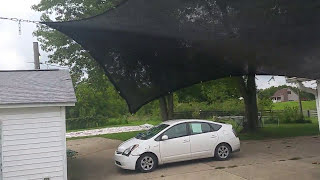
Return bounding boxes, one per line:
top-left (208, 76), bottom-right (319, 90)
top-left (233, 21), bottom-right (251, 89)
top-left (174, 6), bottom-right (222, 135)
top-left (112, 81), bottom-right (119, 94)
top-left (304, 110), bottom-right (317, 118)
top-left (174, 109), bottom-right (316, 128)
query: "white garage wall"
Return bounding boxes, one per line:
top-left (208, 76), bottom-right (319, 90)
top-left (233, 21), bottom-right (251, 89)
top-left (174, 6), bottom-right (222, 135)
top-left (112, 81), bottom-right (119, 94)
top-left (0, 106), bottom-right (67, 180)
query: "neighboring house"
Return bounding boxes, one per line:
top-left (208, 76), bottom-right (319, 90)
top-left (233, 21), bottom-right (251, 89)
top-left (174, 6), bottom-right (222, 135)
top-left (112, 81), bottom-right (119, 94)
top-left (271, 88), bottom-right (299, 103)
top-left (0, 69), bottom-right (76, 180)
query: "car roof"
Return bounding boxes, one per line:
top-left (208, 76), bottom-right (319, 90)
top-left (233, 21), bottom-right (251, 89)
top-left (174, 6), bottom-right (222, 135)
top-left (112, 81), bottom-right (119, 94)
top-left (161, 119), bottom-right (225, 126)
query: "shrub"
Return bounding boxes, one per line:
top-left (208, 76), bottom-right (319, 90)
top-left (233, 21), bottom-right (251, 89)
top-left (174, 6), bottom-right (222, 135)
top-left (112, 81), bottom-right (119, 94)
top-left (263, 117), bottom-right (278, 124)
top-left (278, 106), bottom-right (308, 123)
top-left (67, 149), bottom-right (78, 159)
top-left (192, 110), bottom-right (201, 119)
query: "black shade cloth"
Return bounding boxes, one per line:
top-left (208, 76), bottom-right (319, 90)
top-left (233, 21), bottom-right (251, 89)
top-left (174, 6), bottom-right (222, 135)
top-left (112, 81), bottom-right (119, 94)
top-left (44, 0), bottom-right (320, 113)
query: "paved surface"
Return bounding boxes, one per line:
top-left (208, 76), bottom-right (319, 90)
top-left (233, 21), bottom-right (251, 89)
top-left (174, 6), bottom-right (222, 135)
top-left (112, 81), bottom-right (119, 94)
top-left (67, 136), bottom-right (320, 180)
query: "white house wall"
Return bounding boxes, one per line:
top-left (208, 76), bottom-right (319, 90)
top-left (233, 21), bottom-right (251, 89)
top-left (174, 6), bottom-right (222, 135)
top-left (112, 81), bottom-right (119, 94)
top-left (0, 106), bottom-right (67, 180)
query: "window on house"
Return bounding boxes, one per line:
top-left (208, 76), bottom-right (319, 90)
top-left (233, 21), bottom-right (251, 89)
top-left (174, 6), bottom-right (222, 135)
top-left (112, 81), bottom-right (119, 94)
top-left (288, 91), bottom-right (291, 94)
top-left (277, 97), bottom-right (281, 100)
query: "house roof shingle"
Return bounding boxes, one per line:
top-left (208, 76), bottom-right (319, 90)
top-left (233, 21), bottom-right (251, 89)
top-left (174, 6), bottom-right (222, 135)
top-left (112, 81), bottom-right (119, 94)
top-left (0, 69), bottom-right (76, 105)
top-left (272, 88), bottom-right (290, 97)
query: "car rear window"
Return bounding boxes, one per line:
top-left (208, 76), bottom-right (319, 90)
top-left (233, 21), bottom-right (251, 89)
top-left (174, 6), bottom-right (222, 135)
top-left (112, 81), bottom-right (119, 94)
top-left (210, 123), bottom-right (222, 131)
top-left (189, 123), bottom-right (213, 135)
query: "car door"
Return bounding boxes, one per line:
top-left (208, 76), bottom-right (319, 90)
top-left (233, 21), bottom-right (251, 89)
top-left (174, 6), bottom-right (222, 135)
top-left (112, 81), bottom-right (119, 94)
top-left (159, 123), bottom-right (191, 163)
top-left (189, 122), bottom-right (219, 158)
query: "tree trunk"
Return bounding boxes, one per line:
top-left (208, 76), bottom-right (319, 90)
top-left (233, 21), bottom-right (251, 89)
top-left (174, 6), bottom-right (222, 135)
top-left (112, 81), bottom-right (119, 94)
top-left (237, 75), bottom-right (259, 132)
top-left (159, 97), bottom-right (168, 121)
top-left (167, 94), bottom-right (174, 120)
top-left (298, 90), bottom-right (304, 119)
top-left (245, 75), bottom-right (258, 131)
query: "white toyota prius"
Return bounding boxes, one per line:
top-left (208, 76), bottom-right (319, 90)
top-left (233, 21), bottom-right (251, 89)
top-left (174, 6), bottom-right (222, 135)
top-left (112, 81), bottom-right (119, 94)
top-left (114, 119), bottom-right (240, 172)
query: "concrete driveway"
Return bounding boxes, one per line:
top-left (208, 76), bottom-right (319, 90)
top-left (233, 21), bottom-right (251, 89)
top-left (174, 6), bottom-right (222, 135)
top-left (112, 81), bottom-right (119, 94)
top-left (67, 136), bottom-right (320, 180)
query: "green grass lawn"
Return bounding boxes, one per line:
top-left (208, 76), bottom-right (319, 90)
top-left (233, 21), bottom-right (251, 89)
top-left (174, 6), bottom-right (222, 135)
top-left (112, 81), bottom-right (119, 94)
top-left (272, 100), bottom-right (316, 110)
top-left (96, 123), bottom-right (319, 142)
top-left (101, 130), bottom-right (145, 141)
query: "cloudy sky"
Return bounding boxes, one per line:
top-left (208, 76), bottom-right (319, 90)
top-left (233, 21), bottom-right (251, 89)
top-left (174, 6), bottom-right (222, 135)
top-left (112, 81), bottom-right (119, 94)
top-left (0, 0), bottom-right (307, 89)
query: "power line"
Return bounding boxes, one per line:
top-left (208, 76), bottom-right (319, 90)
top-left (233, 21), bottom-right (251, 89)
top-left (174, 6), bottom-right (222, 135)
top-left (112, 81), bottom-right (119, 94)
top-left (0, 17), bottom-right (40, 24)
top-left (0, 16), bottom-right (40, 35)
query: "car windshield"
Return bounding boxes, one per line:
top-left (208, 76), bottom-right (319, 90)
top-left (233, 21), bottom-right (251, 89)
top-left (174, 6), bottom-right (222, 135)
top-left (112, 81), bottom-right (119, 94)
top-left (136, 124), bottom-right (169, 140)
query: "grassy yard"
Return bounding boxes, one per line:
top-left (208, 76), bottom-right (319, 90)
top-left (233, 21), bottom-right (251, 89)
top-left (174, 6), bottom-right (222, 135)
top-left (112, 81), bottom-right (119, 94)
top-left (272, 100), bottom-right (316, 110)
top-left (101, 131), bottom-right (145, 141)
top-left (97, 123), bottom-right (319, 142)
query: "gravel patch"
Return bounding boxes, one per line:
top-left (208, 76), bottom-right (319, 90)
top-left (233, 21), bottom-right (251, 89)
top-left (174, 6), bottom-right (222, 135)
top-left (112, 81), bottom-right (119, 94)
top-left (66, 124), bottom-right (153, 138)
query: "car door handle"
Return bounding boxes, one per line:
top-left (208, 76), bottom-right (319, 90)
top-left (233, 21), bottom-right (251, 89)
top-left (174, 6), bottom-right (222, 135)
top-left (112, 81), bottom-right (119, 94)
top-left (211, 135), bottom-right (217, 138)
top-left (183, 140), bottom-right (190, 143)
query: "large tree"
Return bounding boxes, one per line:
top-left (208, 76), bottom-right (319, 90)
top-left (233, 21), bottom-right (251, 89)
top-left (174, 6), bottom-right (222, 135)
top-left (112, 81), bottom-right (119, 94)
top-left (33, 0), bottom-right (130, 118)
top-left (32, 0), bottom-right (120, 82)
top-left (236, 75), bottom-right (259, 131)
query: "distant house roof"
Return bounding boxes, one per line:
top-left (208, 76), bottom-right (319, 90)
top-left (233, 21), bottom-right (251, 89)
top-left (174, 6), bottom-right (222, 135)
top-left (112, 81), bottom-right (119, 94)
top-left (271, 88), bottom-right (294, 98)
top-left (272, 88), bottom-right (289, 98)
top-left (0, 69), bottom-right (76, 105)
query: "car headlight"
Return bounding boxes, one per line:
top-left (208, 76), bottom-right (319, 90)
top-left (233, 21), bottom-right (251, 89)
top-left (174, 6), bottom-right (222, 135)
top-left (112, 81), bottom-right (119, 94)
top-left (122, 144), bottom-right (139, 156)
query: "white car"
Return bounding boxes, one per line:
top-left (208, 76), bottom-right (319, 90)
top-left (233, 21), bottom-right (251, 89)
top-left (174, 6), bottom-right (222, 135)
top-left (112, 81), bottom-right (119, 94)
top-left (114, 119), bottom-right (240, 172)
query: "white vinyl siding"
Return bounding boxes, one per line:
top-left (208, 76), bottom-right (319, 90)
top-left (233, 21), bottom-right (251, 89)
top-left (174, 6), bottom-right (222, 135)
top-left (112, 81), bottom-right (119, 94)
top-left (0, 106), bottom-right (66, 180)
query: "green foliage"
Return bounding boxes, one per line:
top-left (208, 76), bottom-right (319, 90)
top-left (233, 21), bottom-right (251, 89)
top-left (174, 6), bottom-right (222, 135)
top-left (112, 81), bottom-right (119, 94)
top-left (258, 98), bottom-right (274, 111)
top-left (278, 106), bottom-right (311, 124)
top-left (66, 71), bottom-right (128, 119)
top-left (66, 115), bottom-right (162, 131)
top-left (67, 149), bottom-right (78, 159)
top-left (176, 77), bottom-right (241, 104)
top-left (66, 115), bottom-right (131, 130)
top-left (175, 99), bottom-right (244, 113)
top-left (66, 115), bottom-right (129, 130)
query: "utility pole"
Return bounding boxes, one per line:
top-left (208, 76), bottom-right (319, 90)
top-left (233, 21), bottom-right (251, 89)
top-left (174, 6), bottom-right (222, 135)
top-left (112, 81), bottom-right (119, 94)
top-left (33, 42), bottom-right (40, 69)
top-left (298, 89), bottom-right (303, 119)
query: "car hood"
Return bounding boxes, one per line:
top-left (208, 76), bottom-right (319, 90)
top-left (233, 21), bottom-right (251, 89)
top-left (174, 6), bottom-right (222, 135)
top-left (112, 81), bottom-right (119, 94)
top-left (117, 137), bottom-right (144, 152)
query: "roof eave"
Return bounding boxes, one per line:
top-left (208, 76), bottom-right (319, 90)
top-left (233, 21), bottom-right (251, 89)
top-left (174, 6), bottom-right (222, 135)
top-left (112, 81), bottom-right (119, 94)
top-left (0, 102), bottom-right (76, 109)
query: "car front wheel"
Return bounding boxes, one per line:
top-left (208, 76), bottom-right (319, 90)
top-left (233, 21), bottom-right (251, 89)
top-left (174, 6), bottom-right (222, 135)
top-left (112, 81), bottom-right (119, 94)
top-left (137, 153), bottom-right (157, 173)
top-left (215, 143), bottom-right (231, 160)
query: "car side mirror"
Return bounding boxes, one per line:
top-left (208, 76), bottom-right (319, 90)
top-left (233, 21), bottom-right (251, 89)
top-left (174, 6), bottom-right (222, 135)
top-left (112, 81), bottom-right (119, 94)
top-left (161, 135), bottom-right (169, 141)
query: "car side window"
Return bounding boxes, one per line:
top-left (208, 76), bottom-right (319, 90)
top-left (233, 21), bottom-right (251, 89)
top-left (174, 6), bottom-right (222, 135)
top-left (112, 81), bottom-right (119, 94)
top-left (163, 123), bottom-right (188, 139)
top-left (189, 123), bottom-right (213, 135)
top-left (210, 123), bottom-right (222, 131)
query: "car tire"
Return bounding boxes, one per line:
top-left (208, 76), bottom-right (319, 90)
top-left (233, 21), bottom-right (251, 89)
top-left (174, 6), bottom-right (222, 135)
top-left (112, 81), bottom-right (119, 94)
top-left (137, 153), bottom-right (158, 173)
top-left (215, 143), bottom-right (231, 161)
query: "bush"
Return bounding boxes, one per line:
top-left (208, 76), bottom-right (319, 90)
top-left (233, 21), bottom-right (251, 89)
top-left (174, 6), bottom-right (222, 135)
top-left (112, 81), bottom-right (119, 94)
top-left (263, 117), bottom-right (278, 124)
top-left (278, 106), bottom-right (308, 124)
top-left (192, 110), bottom-right (201, 119)
top-left (67, 149), bottom-right (78, 159)
top-left (66, 115), bottom-right (129, 130)
top-left (295, 119), bottom-right (312, 124)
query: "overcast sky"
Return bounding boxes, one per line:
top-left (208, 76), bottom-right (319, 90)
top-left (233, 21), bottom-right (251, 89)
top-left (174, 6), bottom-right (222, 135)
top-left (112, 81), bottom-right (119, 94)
top-left (0, 0), bottom-right (310, 89)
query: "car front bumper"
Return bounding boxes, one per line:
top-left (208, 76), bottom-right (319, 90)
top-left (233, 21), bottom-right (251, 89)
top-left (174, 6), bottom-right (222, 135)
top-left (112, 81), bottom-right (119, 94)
top-left (114, 151), bottom-right (140, 170)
